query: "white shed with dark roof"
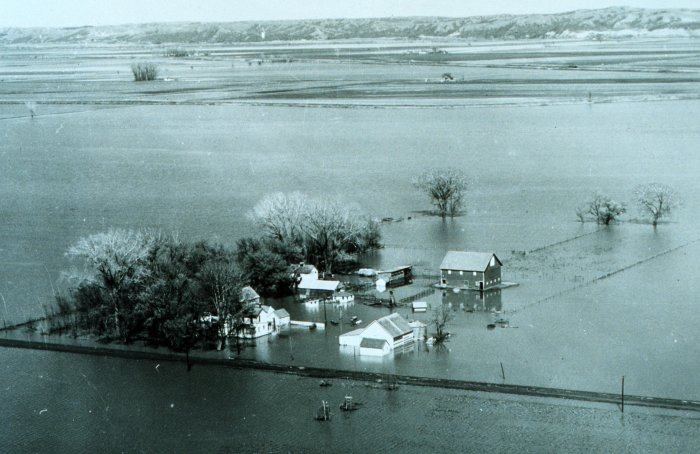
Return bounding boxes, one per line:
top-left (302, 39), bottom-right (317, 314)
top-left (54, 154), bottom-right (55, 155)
top-left (338, 313), bottom-right (414, 354)
top-left (439, 251), bottom-right (502, 290)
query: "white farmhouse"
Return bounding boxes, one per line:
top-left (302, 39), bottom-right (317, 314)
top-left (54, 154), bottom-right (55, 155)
top-left (238, 305), bottom-right (290, 339)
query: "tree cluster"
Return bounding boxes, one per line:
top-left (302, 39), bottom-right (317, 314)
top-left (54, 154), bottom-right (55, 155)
top-left (576, 183), bottom-right (680, 226)
top-left (413, 168), bottom-right (470, 217)
top-left (59, 229), bottom-right (242, 362)
top-left (239, 192), bottom-right (382, 294)
top-left (576, 193), bottom-right (626, 225)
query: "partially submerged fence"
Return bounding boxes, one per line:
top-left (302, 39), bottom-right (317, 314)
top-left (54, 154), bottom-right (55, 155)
top-left (511, 237), bottom-right (700, 315)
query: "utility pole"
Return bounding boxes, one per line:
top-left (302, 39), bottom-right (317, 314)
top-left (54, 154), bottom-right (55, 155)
top-left (621, 375), bottom-right (625, 413)
top-left (323, 297), bottom-right (328, 325)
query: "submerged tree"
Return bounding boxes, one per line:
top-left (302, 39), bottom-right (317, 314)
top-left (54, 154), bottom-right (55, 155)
top-left (301, 199), bottom-right (366, 275)
top-left (199, 261), bottom-right (243, 348)
top-left (247, 193), bottom-right (381, 276)
top-left (62, 230), bottom-right (244, 367)
top-left (65, 228), bottom-right (155, 340)
top-left (580, 193), bottom-right (626, 225)
top-left (432, 304), bottom-right (453, 345)
top-left (249, 192), bottom-right (308, 247)
top-left (413, 168), bottom-right (469, 217)
top-left (634, 183), bottom-right (680, 227)
top-left (235, 237), bottom-right (293, 296)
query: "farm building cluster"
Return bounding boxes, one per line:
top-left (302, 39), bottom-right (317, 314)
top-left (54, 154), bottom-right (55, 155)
top-left (231, 251), bottom-right (508, 356)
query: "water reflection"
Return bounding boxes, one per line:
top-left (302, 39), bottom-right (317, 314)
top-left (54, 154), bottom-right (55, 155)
top-left (442, 288), bottom-right (503, 313)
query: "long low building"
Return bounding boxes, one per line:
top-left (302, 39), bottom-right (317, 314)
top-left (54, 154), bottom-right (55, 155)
top-left (338, 313), bottom-right (414, 356)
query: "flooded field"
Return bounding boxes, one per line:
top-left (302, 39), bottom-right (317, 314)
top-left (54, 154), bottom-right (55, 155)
top-left (3, 347), bottom-right (699, 453)
top-left (1, 36), bottom-right (700, 423)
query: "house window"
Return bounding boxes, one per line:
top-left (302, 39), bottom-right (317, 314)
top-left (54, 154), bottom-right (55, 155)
top-left (459, 270), bottom-right (463, 275)
top-left (448, 270), bottom-right (452, 275)
top-left (473, 271), bottom-right (477, 276)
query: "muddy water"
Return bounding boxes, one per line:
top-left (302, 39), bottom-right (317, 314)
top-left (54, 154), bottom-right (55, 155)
top-left (2, 100), bottom-right (700, 452)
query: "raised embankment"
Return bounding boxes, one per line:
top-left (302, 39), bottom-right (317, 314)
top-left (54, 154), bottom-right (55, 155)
top-left (1, 337), bottom-right (699, 413)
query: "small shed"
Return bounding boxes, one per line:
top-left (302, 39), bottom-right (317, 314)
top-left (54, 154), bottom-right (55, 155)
top-left (439, 251), bottom-right (502, 290)
top-left (274, 308), bottom-right (291, 327)
top-left (412, 301), bottom-right (428, 312)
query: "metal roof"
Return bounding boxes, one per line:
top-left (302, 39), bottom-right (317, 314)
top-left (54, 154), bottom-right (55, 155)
top-left (274, 308), bottom-right (290, 319)
top-left (298, 280), bottom-right (340, 291)
top-left (339, 328), bottom-right (364, 338)
top-left (375, 313), bottom-right (412, 338)
top-left (439, 251), bottom-right (501, 272)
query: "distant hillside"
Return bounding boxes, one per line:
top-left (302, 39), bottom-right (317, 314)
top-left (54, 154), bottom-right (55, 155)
top-left (2, 7), bottom-right (699, 44)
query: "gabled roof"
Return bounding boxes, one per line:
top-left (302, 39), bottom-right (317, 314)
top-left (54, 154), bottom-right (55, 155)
top-left (240, 286), bottom-right (260, 303)
top-left (274, 308), bottom-right (290, 319)
top-left (360, 338), bottom-right (389, 349)
top-left (440, 251), bottom-right (502, 272)
top-left (374, 313), bottom-right (412, 338)
top-left (339, 328), bottom-right (364, 338)
top-left (298, 264), bottom-right (317, 275)
top-left (298, 279), bottom-right (339, 291)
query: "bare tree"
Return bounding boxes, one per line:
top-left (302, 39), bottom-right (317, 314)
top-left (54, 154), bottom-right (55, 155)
top-left (413, 168), bottom-right (469, 217)
top-left (65, 229), bottom-right (154, 339)
top-left (634, 183), bottom-right (680, 227)
top-left (199, 262), bottom-right (242, 349)
top-left (248, 191), bottom-right (308, 245)
top-left (432, 304), bottom-right (453, 344)
top-left (302, 199), bottom-right (363, 275)
top-left (248, 193), bottom-right (381, 276)
top-left (582, 193), bottom-right (626, 225)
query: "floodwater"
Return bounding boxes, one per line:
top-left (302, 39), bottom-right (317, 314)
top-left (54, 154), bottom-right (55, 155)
top-left (2, 54), bottom-right (700, 448)
top-left (2, 347), bottom-right (699, 453)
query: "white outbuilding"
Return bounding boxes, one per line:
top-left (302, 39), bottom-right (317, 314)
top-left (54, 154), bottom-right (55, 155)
top-left (338, 313), bottom-right (414, 356)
